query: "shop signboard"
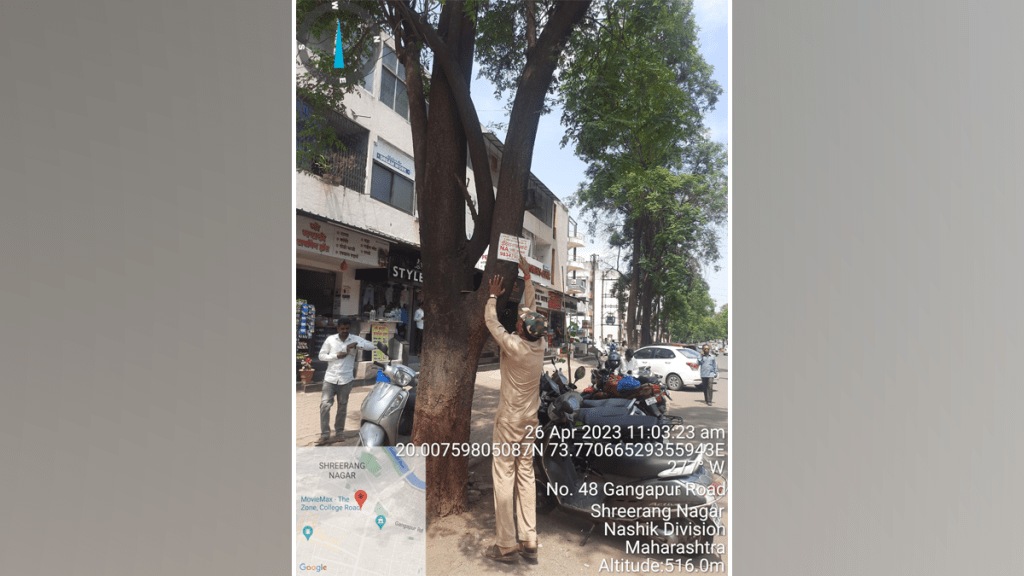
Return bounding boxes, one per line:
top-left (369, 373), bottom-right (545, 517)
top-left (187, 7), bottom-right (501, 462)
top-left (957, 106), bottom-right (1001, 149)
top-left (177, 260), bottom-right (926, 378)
top-left (388, 248), bottom-right (423, 285)
top-left (548, 291), bottom-right (563, 311)
top-left (534, 287), bottom-right (549, 309)
top-left (297, 216), bottom-right (388, 267)
top-left (373, 139), bottom-right (414, 178)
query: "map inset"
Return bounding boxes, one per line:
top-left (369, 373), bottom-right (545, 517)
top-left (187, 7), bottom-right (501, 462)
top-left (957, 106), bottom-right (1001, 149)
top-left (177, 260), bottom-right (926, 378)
top-left (297, 447), bottom-right (426, 575)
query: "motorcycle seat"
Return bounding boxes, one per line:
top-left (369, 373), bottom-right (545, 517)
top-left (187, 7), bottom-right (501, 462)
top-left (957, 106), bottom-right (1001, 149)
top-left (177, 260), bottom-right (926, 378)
top-left (581, 397), bottom-right (634, 409)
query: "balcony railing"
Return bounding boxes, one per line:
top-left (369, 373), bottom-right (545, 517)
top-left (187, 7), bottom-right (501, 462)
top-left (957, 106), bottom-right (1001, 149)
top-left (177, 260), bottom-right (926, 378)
top-left (566, 277), bottom-right (588, 293)
top-left (567, 258), bottom-right (589, 271)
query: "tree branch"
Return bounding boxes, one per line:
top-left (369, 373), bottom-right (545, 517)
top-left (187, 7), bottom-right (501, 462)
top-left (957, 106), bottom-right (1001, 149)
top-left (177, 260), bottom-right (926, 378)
top-left (387, 0), bottom-right (495, 255)
top-left (525, 1), bottom-right (538, 49)
top-left (455, 173), bottom-right (479, 224)
top-left (526, 0), bottom-right (592, 68)
top-left (381, 2), bottom-right (430, 183)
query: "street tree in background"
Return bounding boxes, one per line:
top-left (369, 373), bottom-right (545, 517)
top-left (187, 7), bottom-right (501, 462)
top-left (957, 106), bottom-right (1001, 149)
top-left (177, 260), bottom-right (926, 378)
top-left (562, 0), bottom-right (727, 348)
top-left (298, 0), bottom-right (592, 518)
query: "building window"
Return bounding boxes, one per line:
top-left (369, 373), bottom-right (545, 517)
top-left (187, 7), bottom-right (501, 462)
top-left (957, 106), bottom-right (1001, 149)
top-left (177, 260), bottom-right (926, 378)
top-left (380, 49), bottom-right (409, 120)
top-left (360, 45), bottom-right (377, 93)
top-left (370, 162), bottom-right (415, 214)
top-left (524, 185), bottom-right (553, 226)
top-left (296, 99), bottom-right (369, 192)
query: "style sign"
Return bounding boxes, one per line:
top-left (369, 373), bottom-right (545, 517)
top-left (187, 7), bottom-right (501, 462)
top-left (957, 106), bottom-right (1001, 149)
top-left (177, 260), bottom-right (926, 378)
top-left (388, 248), bottom-right (423, 285)
top-left (497, 234), bottom-right (531, 262)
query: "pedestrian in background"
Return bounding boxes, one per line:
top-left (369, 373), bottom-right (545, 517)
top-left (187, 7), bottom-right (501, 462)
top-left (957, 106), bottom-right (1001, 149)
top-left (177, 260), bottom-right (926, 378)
top-left (698, 344), bottom-right (719, 405)
top-left (620, 348), bottom-right (639, 376)
top-left (316, 318), bottom-right (379, 445)
top-left (397, 305), bottom-right (409, 339)
top-left (413, 300), bottom-right (424, 355)
top-left (481, 257), bottom-right (545, 564)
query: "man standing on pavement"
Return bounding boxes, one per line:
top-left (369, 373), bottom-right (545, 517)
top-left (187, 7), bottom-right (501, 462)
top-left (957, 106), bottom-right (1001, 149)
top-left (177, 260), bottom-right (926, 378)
top-left (316, 318), bottom-right (379, 445)
top-left (698, 344), bottom-right (719, 406)
top-left (482, 257), bottom-right (546, 564)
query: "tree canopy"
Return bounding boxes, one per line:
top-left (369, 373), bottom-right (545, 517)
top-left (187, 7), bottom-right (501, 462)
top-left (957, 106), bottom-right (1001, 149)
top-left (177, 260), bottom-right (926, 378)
top-left (560, 0), bottom-right (727, 347)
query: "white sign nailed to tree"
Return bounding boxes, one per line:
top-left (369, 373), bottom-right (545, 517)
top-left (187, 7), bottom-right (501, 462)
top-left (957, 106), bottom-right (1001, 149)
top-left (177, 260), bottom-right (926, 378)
top-left (497, 233), bottom-right (531, 262)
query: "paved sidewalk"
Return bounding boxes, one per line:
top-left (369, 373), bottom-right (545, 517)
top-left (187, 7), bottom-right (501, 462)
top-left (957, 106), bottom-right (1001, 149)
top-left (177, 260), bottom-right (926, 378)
top-left (295, 355), bottom-right (728, 453)
top-left (296, 364), bottom-right (507, 448)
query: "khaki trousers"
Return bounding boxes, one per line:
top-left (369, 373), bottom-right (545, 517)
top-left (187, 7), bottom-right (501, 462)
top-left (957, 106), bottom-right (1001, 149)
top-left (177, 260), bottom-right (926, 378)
top-left (491, 416), bottom-right (537, 548)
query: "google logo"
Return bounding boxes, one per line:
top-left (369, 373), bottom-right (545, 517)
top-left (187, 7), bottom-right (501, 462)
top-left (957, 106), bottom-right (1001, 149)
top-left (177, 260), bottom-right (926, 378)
top-left (298, 563), bottom-right (328, 572)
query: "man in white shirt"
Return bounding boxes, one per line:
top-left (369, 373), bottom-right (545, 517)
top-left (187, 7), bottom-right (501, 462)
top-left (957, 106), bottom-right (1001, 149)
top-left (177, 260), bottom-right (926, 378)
top-left (619, 348), bottom-right (639, 376)
top-left (413, 301), bottom-right (424, 355)
top-left (316, 318), bottom-right (379, 445)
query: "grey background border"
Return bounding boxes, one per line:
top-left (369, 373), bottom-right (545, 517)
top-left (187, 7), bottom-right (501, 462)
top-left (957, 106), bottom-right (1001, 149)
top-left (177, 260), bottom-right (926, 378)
top-left (0, 2), bottom-right (293, 574)
top-left (1, 1), bottom-right (1023, 575)
top-left (734, 1), bottom-right (1024, 574)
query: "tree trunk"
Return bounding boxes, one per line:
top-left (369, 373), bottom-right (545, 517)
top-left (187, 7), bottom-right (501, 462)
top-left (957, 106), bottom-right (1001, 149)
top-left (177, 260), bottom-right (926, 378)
top-left (398, 0), bottom-right (591, 519)
top-left (626, 257), bottom-right (639, 348)
top-left (637, 212), bottom-right (658, 347)
top-left (410, 1), bottom-right (481, 519)
top-left (639, 269), bottom-right (654, 346)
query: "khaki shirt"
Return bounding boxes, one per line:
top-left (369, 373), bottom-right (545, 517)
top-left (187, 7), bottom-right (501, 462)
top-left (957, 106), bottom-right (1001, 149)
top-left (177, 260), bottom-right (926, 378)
top-left (485, 280), bottom-right (545, 426)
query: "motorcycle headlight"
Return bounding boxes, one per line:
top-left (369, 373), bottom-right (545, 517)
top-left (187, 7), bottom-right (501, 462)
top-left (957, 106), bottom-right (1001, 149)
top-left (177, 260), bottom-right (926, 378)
top-left (393, 366), bottom-right (414, 387)
top-left (548, 392), bottom-right (582, 424)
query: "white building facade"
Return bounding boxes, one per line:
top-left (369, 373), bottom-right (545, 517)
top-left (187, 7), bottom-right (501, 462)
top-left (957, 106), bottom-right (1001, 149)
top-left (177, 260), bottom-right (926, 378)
top-left (296, 37), bottom-right (582, 376)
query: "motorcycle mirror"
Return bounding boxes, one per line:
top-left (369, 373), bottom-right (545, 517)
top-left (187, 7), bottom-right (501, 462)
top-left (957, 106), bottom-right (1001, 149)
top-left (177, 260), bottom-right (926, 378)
top-left (376, 342), bottom-right (388, 354)
top-left (573, 366), bottom-right (586, 382)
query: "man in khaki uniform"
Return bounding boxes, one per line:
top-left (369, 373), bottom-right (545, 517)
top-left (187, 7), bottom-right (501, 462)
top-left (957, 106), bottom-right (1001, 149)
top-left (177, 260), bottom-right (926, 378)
top-left (482, 257), bottom-right (546, 564)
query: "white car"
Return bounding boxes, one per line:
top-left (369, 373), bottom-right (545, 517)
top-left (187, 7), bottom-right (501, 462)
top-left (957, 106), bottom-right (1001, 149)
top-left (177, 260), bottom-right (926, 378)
top-left (632, 345), bottom-right (703, 390)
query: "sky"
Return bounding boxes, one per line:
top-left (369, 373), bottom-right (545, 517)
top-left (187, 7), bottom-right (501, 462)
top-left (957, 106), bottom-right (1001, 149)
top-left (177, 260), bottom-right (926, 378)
top-left (469, 0), bottom-right (729, 310)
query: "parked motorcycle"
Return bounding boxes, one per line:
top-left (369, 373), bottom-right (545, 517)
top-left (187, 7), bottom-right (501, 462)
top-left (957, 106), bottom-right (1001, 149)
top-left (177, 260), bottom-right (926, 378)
top-left (539, 363), bottom-right (646, 426)
top-left (534, 369), bottom-right (723, 550)
top-left (358, 356), bottom-right (417, 447)
top-left (584, 364), bottom-right (676, 422)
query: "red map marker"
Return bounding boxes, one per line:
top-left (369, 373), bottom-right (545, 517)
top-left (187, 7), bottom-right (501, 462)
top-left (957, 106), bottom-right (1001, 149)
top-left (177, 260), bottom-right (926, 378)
top-left (354, 490), bottom-right (367, 509)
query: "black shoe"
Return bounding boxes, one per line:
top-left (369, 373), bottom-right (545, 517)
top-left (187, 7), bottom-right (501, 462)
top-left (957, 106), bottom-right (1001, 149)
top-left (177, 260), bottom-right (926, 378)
top-left (519, 542), bottom-right (538, 563)
top-left (315, 436), bottom-right (331, 446)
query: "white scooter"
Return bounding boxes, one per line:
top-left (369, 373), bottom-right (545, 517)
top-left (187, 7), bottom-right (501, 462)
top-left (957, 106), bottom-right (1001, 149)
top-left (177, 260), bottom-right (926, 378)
top-left (358, 356), bottom-right (418, 447)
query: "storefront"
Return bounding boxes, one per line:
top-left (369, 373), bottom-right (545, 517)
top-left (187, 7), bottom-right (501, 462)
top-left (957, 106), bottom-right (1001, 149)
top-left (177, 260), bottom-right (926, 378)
top-left (545, 289), bottom-right (569, 352)
top-left (296, 214), bottom-right (391, 382)
top-left (353, 243), bottom-right (422, 362)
